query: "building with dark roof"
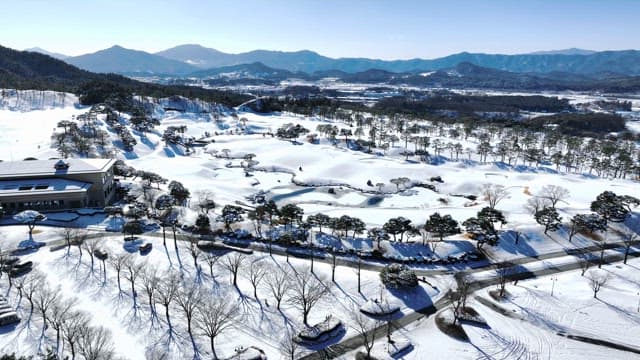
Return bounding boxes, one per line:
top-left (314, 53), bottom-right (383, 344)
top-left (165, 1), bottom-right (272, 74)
top-left (0, 158), bottom-right (117, 212)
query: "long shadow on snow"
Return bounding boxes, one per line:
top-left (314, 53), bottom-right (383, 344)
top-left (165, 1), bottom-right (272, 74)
top-left (386, 285), bottom-right (432, 313)
top-left (495, 230), bottom-right (540, 258)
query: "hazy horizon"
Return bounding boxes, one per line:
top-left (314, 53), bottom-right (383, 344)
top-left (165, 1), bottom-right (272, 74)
top-left (3, 0), bottom-right (639, 60)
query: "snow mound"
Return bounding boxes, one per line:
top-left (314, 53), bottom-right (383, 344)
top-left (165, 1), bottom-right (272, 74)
top-left (225, 346), bottom-right (266, 360)
top-left (360, 299), bottom-right (400, 316)
top-left (297, 315), bottom-right (343, 343)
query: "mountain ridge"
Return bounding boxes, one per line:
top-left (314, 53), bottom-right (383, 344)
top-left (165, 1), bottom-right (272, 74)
top-left (46, 43), bottom-right (640, 77)
top-left (153, 44), bottom-right (640, 75)
top-left (25, 47), bottom-right (70, 60)
top-left (66, 45), bottom-right (200, 76)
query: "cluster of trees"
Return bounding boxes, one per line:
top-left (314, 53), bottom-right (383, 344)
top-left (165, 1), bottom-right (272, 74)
top-left (275, 123), bottom-right (310, 141)
top-left (374, 94), bottom-right (572, 115)
top-left (525, 112), bottom-right (627, 137)
top-left (50, 228), bottom-right (334, 358)
top-left (2, 269), bottom-right (116, 359)
top-left (247, 96), bottom-right (342, 117)
top-left (299, 106), bottom-right (639, 180)
top-left (128, 107), bottom-right (159, 133)
top-left (52, 106), bottom-right (113, 158)
top-left (162, 125), bottom-right (188, 146)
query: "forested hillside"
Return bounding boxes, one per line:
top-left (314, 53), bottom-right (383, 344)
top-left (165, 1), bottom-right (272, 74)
top-left (0, 45), bottom-right (251, 108)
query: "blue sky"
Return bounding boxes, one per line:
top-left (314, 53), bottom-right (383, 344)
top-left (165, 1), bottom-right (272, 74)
top-left (2, 0), bottom-right (638, 59)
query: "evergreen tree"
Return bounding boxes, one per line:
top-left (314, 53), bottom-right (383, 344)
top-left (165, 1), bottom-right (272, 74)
top-left (424, 212), bottom-right (460, 241)
top-left (534, 207), bottom-right (562, 235)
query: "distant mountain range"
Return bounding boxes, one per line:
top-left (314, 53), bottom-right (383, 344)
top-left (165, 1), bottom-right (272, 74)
top-left (42, 44), bottom-right (640, 78)
top-left (25, 47), bottom-right (70, 60)
top-left (66, 45), bottom-right (200, 76)
top-left (154, 44), bottom-right (640, 75)
top-left (3, 44), bottom-right (640, 93)
top-left (0, 45), bottom-right (250, 107)
top-left (181, 60), bottom-right (640, 92)
top-left (525, 48), bottom-right (597, 56)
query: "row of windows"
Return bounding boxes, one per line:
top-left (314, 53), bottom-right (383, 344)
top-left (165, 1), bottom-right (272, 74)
top-left (3, 199), bottom-right (66, 210)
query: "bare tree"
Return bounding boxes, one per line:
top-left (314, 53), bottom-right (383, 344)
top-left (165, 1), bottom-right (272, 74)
top-left (586, 269), bottom-right (609, 298)
top-left (22, 269), bottom-right (46, 317)
top-left (288, 268), bottom-right (331, 325)
top-left (263, 265), bottom-right (291, 310)
top-left (77, 325), bottom-right (115, 360)
top-left (355, 257), bottom-right (363, 293)
top-left (330, 253), bottom-right (338, 282)
top-left (196, 295), bottom-right (239, 359)
top-left (202, 252), bottom-right (221, 282)
top-left (538, 185), bottom-right (570, 208)
top-left (621, 227), bottom-right (638, 264)
top-left (34, 284), bottom-right (62, 332)
top-left (350, 309), bottom-right (381, 359)
top-left (140, 266), bottom-right (160, 322)
top-left (496, 262), bottom-right (513, 298)
top-left (597, 238), bottom-right (608, 269)
top-left (245, 259), bottom-right (267, 300)
top-left (577, 254), bottom-right (592, 276)
top-left (156, 273), bottom-right (180, 331)
top-left (187, 240), bottom-right (202, 274)
top-left (176, 284), bottom-right (203, 346)
top-left (71, 230), bottom-right (88, 259)
top-left (279, 328), bottom-right (303, 360)
top-left (123, 256), bottom-right (144, 307)
top-left (57, 227), bottom-right (80, 256)
top-left (49, 296), bottom-right (78, 355)
top-left (482, 184), bottom-right (509, 209)
top-left (450, 275), bottom-right (471, 324)
top-left (109, 253), bottom-right (128, 293)
top-left (61, 310), bottom-right (91, 360)
top-left (221, 253), bottom-right (246, 287)
top-left (524, 196), bottom-right (551, 216)
top-left (82, 238), bottom-right (100, 272)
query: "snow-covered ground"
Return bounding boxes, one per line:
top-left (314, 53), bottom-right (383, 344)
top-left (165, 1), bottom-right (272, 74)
top-left (0, 226), bottom-right (441, 359)
top-left (1, 90), bottom-right (640, 359)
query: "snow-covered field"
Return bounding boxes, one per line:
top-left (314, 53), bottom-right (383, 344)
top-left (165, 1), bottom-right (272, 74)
top-left (1, 90), bottom-right (639, 359)
top-left (385, 257), bottom-right (640, 360)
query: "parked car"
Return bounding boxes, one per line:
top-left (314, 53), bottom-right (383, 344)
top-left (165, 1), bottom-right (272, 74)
top-left (138, 243), bottom-right (152, 254)
top-left (94, 249), bottom-right (109, 261)
top-left (0, 311), bottom-right (20, 326)
top-left (9, 261), bottom-right (33, 277)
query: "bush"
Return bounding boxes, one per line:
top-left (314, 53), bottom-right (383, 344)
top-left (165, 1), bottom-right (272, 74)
top-left (195, 214), bottom-right (211, 234)
top-left (380, 264), bottom-right (418, 289)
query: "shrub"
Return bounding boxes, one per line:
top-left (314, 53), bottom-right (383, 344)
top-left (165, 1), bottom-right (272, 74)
top-left (380, 264), bottom-right (418, 289)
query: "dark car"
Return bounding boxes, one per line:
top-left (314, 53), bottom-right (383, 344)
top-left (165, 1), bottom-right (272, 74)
top-left (138, 243), bottom-right (152, 254)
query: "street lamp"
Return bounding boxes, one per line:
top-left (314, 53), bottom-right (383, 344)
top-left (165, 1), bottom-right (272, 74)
top-left (550, 276), bottom-right (558, 297)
